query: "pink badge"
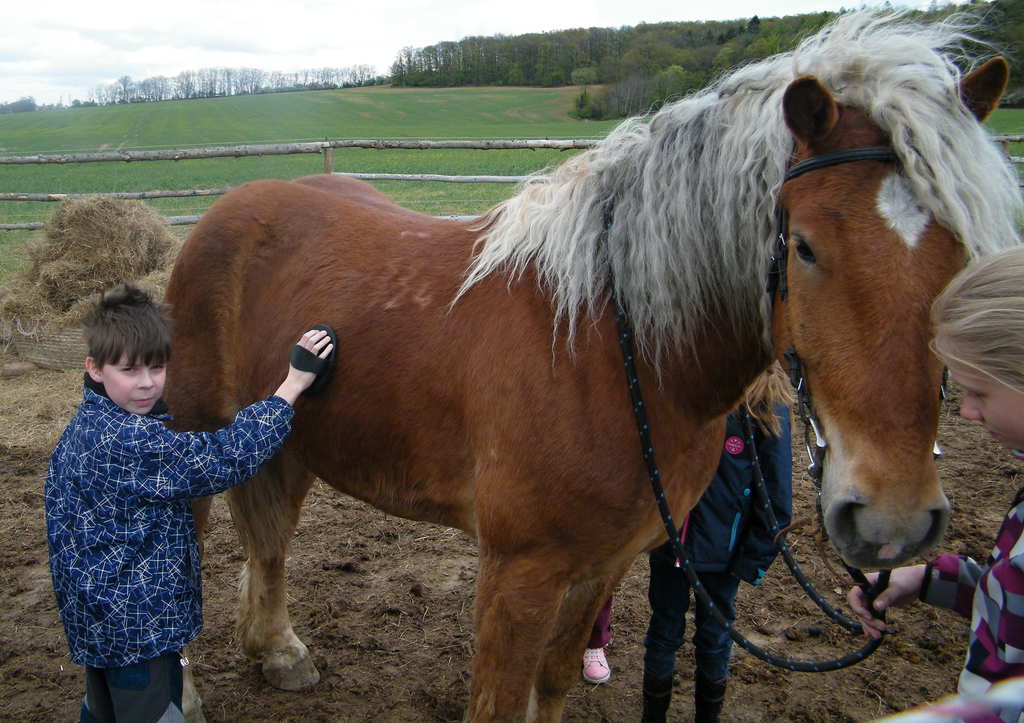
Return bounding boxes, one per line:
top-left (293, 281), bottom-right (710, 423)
top-left (724, 436), bottom-right (745, 455)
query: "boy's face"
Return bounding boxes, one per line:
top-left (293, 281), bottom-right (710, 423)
top-left (85, 355), bottom-right (166, 415)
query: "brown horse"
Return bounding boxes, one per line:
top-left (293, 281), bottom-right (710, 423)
top-left (164, 13), bottom-right (1021, 722)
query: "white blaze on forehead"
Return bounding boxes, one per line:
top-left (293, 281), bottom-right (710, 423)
top-left (877, 173), bottom-right (932, 248)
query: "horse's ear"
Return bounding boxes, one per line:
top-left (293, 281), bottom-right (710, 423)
top-left (960, 57), bottom-right (1009, 122)
top-left (783, 76), bottom-right (838, 146)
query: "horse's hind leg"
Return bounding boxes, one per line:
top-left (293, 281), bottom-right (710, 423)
top-left (226, 452), bottom-right (320, 690)
top-left (468, 548), bottom-right (570, 722)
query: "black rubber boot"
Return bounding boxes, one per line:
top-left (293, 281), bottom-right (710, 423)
top-left (694, 672), bottom-right (727, 723)
top-left (641, 670), bottom-right (673, 723)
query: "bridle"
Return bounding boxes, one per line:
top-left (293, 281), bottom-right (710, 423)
top-left (770, 145), bottom-right (946, 582)
top-left (765, 146), bottom-right (903, 638)
top-left (609, 145), bottom-right (909, 672)
top-left (768, 146), bottom-right (899, 489)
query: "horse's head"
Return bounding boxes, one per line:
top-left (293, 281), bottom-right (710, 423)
top-left (773, 58), bottom-right (1010, 569)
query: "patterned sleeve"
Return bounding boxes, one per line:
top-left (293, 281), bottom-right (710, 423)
top-left (921, 500), bottom-right (1024, 693)
top-left (922, 501), bottom-right (1024, 626)
top-left (107, 396), bottom-right (295, 500)
top-left (920, 554), bottom-right (985, 619)
top-left (981, 552), bottom-right (1024, 675)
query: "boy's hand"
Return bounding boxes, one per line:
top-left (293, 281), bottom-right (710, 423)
top-left (274, 329), bottom-right (334, 405)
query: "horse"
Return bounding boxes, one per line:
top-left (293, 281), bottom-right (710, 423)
top-left (164, 12), bottom-right (1022, 722)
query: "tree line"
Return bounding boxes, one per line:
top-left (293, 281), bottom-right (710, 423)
top-left (6, 0), bottom-right (1021, 115)
top-left (81, 65), bottom-right (385, 106)
top-left (389, 16), bottom-right (784, 89)
top-left (0, 98), bottom-right (40, 114)
top-left (390, 0), bottom-right (1024, 118)
top-left (1, 65), bottom-right (387, 112)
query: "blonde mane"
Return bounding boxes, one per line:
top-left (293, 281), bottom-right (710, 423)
top-left (456, 11), bottom-right (1023, 364)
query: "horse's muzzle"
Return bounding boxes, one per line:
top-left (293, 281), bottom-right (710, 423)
top-left (824, 492), bottom-right (950, 569)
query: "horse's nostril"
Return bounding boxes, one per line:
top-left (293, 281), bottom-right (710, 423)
top-left (924, 505), bottom-right (950, 549)
top-left (830, 499), bottom-right (862, 546)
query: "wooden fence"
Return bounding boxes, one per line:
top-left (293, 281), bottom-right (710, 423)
top-left (1, 135), bottom-right (1022, 232)
top-left (0, 139), bottom-right (598, 231)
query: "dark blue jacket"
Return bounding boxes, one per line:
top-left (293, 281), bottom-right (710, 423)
top-left (45, 384), bottom-right (294, 668)
top-left (685, 404), bottom-right (792, 585)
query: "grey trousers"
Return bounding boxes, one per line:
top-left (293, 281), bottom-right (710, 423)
top-left (81, 651), bottom-right (185, 723)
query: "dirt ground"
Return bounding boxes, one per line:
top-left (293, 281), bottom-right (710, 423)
top-left (0, 364), bottom-right (1019, 722)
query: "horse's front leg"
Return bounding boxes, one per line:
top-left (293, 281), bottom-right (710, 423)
top-left (181, 496), bottom-right (216, 722)
top-left (530, 568), bottom-right (628, 723)
top-left (227, 453), bottom-right (319, 690)
top-left (468, 547), bottom-right (570, 722)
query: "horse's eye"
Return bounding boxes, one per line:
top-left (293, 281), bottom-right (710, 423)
top-left (794, 237), bottom-right (816, 264)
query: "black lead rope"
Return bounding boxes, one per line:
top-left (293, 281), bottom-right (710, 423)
top-left (612, 298), bottom-right (885, 672)
top-left (781, 345), bottom-right (893, 618)
top-left (739, 411), bottom-right (892, 632)
top-left (605, 144), bottom-right (902, 671)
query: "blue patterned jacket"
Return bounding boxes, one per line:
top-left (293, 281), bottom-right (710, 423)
top-left (45, 384), bottom-right (294, 668)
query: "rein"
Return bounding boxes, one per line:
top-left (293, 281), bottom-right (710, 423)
top-left (612, 298), bottom-right (883, 672)
top-left (608, 145), bottom-right (906, 672)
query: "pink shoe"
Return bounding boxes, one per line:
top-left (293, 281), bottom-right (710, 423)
top-left (582, 647), bottom-right (611, 684)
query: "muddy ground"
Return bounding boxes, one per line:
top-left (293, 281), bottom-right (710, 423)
top-left (1, 365), bottom-right (1019, 721)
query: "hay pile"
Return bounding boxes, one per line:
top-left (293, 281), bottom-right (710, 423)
top-left (0, 197), bottom-right (181, 332)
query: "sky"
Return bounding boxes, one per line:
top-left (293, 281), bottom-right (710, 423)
top-left (4, 1), bottom-right (946, 105)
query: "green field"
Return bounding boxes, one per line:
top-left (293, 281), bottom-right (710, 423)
top-left (0, 88), bottom-right (1021, 279)
top-left (0, 86), bottom-right (623, 276)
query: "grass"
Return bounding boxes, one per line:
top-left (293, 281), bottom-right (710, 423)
top-left (0, 86), bottom-right (619, 276)
top-left (983, 107), bottom-right (1024, 140)
top-left (0, 92), bottom-right (1022, 280)
top-left (0, 87), bottom-right (617, 153)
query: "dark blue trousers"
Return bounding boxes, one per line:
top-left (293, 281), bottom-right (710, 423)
top-left (643, 541), bottom-right (739, 682)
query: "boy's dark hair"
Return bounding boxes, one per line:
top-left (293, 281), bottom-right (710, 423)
top-left (84, 282), bottom-right (171, 368)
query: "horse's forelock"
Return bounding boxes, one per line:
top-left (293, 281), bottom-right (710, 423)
top-left (789, 10), bottom-right (1022, 260)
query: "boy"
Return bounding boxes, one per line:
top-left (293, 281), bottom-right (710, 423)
top-left (45, 282), bottom-right (334, 723)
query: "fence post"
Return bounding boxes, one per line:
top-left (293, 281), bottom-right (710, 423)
top-left (323, 148), bottom-right (334, 174)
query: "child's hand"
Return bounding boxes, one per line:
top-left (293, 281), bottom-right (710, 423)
top-left (846, 564), bottom-right (925, 639)
top-left (274, 329), bottom-right (334, 405)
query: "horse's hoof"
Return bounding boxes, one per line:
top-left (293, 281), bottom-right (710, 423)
top-left (262, 648), bottom-right (321, 690)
